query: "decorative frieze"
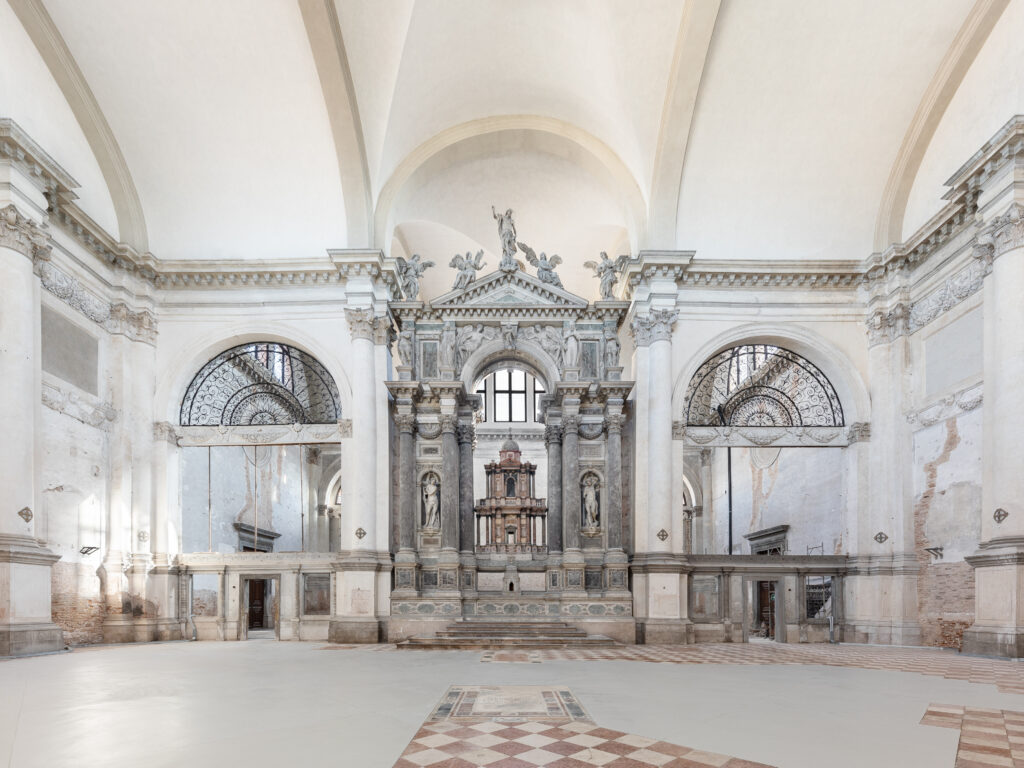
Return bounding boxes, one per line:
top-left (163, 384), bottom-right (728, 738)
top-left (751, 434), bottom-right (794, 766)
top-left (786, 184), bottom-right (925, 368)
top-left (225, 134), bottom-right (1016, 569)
top-left (673, 423), bottom-right (851, 448)
top-left (175, 420), bottom-right (353, 446)
top-left (153, 421), bottom-right (179, 445)
top-left (905, 383), bottom-right (983, 429)
top-left (846, 422), bottom-right (871, 444)
top-left (41, 379), bottom-right (116, 430)
top-left (985, 202), bottom-right (1024, 260)
top-left (907, 258), bottom-right (986, 332)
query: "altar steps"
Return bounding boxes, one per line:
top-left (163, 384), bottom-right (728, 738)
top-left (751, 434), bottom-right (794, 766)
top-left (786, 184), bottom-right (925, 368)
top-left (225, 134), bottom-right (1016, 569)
top-left (397, 620), bottom-right (617, 650)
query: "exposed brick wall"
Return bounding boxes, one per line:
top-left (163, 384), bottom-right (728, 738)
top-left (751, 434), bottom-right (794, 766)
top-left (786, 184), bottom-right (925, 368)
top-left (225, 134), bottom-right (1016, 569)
top-left (914, 417), bottom-right (975, 650)
top-left (50, 561), bottom-right (105, 646)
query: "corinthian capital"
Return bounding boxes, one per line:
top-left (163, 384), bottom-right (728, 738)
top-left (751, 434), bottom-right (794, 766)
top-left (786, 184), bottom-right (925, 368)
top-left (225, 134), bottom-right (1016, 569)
top-left (374, 316), bottom-right (395, 346)
top-left (439, 413), bottom-right (459, 434)
top-left (988, 202), bottom-right (1024, 260)
top-left (562, 414), bottom-right (581, 434)
top-left (394, 413), bottom-right (417, 433)
top-left (0, 204), bottom-right (50, 262)
top-left (544, 424), bottom-right (563, 445)
top-left (630, 308), bottom-right (678, 346)
top-left (345, 308), bottom-right (375, 341)
top-left (457, 423), bottom-right (475, 445)
top-left (604, 414), bottom-right (625, 434)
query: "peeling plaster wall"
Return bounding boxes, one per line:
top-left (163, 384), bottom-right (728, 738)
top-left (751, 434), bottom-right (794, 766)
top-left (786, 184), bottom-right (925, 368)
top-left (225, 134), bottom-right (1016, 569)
top-left (39, 385), bottom-right (110, 645)
top-left (710, 447), bottom-right (845, 556)
top-left (912, 409), bottom-right (982, 649)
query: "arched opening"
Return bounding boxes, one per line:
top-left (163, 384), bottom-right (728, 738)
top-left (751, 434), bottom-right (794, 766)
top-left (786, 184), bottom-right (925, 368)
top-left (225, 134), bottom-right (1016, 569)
top-left (684, 344), bottom-right (844, 428)
top-left (177, 342), bottom-right (344, 557)
top-left (681, 344), bottom-right (851, 607)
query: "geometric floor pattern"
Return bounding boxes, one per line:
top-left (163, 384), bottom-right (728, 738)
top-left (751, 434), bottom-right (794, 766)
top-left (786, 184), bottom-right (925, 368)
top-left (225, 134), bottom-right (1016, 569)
top-left (469, 643), bottom-right (1024, 694)
top-left (921, 704), bottom-right (1024, 767)
top-left (394, 685), bottom-right (775, 768)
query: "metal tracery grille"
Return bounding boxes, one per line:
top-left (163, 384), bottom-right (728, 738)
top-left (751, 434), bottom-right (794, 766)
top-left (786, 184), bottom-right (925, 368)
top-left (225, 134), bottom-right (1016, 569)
top-left (684, 344), bottom-right (843, 427)
top-left (180, 343), bottom-right (341, 426)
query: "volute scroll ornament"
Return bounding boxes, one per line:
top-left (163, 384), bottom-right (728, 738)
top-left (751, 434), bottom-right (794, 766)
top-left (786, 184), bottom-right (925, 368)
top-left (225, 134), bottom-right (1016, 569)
top-left (544, 424), bottom-right (563, 445)
top-left (562, 414), bottom-right (581, 434)
top-left (0, 204), bottom-right (51, 262)
top-left (456, 423), bottom-right (476, 445)
top-left (439, 414), bottom-right (459, 434)
top-left (394, 413), bottom-right (417, 433)
top-left (344, 308), bottom-right (376, 341)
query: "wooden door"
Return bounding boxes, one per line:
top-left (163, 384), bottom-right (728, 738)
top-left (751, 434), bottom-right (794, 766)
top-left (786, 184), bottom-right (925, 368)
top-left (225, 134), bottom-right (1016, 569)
top-left (248, 580), bottom-right (265, 629)
top-left (758, 581), bottom-right (776, 640)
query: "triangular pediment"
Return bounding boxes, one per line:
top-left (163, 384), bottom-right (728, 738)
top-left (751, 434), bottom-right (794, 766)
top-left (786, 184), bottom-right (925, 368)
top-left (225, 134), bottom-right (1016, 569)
top-left (431, 269), bottom-right (589, 311)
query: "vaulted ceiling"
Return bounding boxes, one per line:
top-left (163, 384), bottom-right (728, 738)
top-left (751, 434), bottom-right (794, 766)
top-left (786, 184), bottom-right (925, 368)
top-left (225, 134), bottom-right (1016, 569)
top-left (7, 0), bottom-right (1013, 300)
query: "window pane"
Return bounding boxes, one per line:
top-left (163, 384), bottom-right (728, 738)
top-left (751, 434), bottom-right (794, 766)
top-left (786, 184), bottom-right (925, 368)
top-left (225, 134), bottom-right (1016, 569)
top-left (495, 394), bottom-right (510, 421)
top-left (511, 393), bottom-right (526, 422)
top-left (495, 370), bottom-right (509, 390)
top-left (534, 379), bottom-right (545, 393)
top-left (511, 369), bottom-right (526, 390)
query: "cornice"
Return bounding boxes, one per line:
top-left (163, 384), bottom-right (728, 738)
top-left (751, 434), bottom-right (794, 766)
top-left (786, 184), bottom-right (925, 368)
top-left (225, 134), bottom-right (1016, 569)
top-left (0, 118), bottom-right (78, 203)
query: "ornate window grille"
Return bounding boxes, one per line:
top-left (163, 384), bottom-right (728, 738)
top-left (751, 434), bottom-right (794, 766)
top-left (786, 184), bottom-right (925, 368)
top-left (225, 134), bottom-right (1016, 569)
top-left (180, 342), bottom-right (341, 426)
top-left (684, 344), bottom-right (843, 427)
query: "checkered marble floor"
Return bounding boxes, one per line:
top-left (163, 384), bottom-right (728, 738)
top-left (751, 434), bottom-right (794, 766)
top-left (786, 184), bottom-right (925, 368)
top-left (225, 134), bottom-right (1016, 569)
top-left (922, 704), bottom-right (1024, 767)
top-left (393, 716), bottom-right (774, 767)
top-left (474, 644), bottom-right (1024, 694)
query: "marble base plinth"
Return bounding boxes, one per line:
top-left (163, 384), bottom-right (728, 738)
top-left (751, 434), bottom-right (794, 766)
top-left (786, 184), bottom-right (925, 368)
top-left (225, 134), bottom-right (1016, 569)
top-left (328, 618), bottom-right (382, 644)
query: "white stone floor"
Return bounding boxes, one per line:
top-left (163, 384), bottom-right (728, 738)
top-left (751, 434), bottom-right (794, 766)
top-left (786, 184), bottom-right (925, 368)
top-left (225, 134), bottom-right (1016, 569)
top-left (2, 640), bottom-right (1022, 768)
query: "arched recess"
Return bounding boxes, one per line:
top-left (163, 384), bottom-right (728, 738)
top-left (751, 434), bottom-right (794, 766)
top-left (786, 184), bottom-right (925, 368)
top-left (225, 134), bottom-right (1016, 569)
top-left (460, 337), bottom-right (561, 397)
top-left (156, 327), bottom-right (354, 426)
top-left (375, 116), bottom-right (647, 256)
top-left (872, 0), bottom-right (1009, 250)
top-left (671, 324), bottom-right (870, 427)
top-left (179, 342), bottom-right (341, 427)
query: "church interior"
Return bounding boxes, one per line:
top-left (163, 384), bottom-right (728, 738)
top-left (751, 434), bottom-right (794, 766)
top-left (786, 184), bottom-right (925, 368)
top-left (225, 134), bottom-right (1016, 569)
top-left (2, 1), bottom-right (1024, 766)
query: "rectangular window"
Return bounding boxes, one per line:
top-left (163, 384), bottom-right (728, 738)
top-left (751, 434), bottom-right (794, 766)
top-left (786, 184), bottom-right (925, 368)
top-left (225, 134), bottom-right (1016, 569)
top-left (533, 380), bottom-right (546, 421)
top-left (303, 573), bottom-right (331, 615)
top-left (476, 381), bottom-right (487, 421)
top-left (805, 576), bottom-right (832, 619)
top-left (493, 369), bottom-right (527, 422)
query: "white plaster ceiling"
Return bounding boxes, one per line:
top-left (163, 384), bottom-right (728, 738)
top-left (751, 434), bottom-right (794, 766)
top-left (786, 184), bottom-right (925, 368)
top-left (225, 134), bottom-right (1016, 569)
top-left (19, 0), bottom-right (1000, 286)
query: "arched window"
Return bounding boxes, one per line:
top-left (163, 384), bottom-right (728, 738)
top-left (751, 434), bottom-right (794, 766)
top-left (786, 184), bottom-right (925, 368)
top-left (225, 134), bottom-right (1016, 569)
top-left (684, 344), bottom-right (843, 427)
top-left (474, 367), bottom-right (545, 424)
top-left (180, 342), bottom-right (341, 426)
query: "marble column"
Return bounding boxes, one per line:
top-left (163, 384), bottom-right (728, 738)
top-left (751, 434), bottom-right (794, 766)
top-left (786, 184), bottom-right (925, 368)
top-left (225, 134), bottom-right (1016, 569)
top-left (0, 204), bottom-right (62, 656)
top-left (458, 423), bottom-right (475, 554)
top-left (148, 422), bottom-right (182, 640)
top-left (396, 414), bottom-right (417, 554)
top-left (645, 310), bottom-right (677, 553)
top-left (965, 203), bottom-right (1024, 657)
top-left (604, 414), bottom-right (625, 550)
top-left (545, 424), bottom-right (563, 553)
top-left (345, 308), bottom-right (378, 551)
top-left (561, 414), bottom-right (581, 551)
top-left (440, 414), bottom-right (460, 553)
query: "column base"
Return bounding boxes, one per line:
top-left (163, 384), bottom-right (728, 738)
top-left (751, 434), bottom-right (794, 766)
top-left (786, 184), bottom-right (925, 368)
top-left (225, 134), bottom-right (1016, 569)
top-left (962, 625), bottom-right (1024, 658)
top-left (636, 618), bottom-right (692, 645)
top-left (328, 618), bottom-right (383, 644)
top-left (962, 541), bottom-right (1024, 658)
top-left (0, 535), bottom-right (64, 656)
top-left (0, 622), bottom-right (65, 657)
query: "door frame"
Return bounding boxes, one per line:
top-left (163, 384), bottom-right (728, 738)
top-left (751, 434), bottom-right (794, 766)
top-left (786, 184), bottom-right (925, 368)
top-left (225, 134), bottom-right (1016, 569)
top-left (240, 574), bottom-right (281, 640)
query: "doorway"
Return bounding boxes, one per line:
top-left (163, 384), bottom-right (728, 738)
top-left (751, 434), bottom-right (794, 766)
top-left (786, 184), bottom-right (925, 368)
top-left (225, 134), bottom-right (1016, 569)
top-left (243, 577), bottom-right (278, 639)
top-left (756, 581), bottom-right (777, 640)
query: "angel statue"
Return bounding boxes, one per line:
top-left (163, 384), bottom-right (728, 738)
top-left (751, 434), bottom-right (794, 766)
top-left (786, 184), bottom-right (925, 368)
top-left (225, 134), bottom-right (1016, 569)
top-left (396, 254), bottom-right (434, 300)
top-left (492, 206), bottom-right (519, 271)
top-left (517, 241), bottom-right (563, 289)
top-left (583, 252), bottom-right (630, 300)
top-left (449, 250), bottom-right (486, 291)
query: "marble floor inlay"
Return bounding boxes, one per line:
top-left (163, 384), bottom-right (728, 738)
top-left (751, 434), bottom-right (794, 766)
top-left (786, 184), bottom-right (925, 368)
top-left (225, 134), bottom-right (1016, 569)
top-left (921, 703), bottom-right (1024, 767)
top-left (395, 685), bottom-right (776, 768)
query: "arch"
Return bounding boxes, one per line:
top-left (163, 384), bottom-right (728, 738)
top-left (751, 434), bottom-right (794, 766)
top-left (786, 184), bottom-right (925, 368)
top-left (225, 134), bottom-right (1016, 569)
top-left (156, 326), bottom-right (354, 426)
top-left (671, 324), bottom-right (870, 426)
top-left (375, 116), bottom-right (647, 256)
top-left (9, 0), bottom-right (149, 250)
top-left (460, 337), bottom-right (561, 396)
top-left (872, 0), bottom-right (1009, 250)
top-left (180, 342), bottom-right (341, 426)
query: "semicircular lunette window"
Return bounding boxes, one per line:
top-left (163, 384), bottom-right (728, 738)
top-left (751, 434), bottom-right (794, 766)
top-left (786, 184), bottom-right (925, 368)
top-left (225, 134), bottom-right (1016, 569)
top-left (180, 343), bottom-right (341, 426)
top-left (684, 344), bottom-right (843, 427)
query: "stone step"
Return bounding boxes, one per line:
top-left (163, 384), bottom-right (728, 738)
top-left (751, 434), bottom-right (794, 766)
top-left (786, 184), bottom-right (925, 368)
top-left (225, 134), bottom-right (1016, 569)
top-left (396, 619), bottom-right (618, 650)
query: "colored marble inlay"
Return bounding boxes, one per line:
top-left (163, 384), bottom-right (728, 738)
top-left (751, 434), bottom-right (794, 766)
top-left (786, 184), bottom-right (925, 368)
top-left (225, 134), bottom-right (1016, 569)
top-left (921, 704), bottom-right (1024, 767)
top-left (428, 686), bottom-right (592, 724)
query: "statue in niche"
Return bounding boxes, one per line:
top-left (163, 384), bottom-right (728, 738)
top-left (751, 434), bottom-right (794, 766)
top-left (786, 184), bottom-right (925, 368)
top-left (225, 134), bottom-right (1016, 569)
top-left (517, 242), bottom-right (563, 289)
top-left (439, 322), bottom-right (457, 372)
top-left (563, 320), bottom-right (580, 368)
top-left (584, 252), bottom-right (630, 300)
top-left (492, 206), bottom-right (520, 271)
top-left (604, 328), bottom-right (620, 369)
top-left (582, 474), bottom-right (600, 529)
top-left (450, 250), bottom-right (486, 291)
top-left (398, 327), bottom-right (416, 368)
top-left (396, 254), bottom-right (434, 300)
top-left (422, 474), bottom-right (440, 529)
